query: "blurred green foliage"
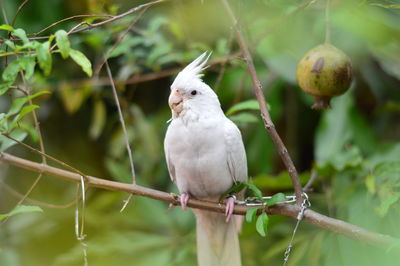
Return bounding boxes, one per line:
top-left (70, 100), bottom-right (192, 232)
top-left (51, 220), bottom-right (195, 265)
top-left (1, 0), bottom-right (400, 265)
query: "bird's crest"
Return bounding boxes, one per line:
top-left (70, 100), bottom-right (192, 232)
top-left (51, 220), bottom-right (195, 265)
top-left (172, 52), bottom-right (211, 89)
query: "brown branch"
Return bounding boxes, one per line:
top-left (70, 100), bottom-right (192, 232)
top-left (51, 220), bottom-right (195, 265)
top-left (220, 0), bottom-right (303, 204)
top-left (0, 151), bottom-right (397, 249)
top-left (31, 14), bottom-right (114, 36)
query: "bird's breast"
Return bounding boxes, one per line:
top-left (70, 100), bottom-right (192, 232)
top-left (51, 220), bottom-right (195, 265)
top-left (166, 118), bottom-right (233, 199)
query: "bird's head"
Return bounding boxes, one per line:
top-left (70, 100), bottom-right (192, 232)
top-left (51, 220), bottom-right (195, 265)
top-left (168, 52), bottom-right (221, 118)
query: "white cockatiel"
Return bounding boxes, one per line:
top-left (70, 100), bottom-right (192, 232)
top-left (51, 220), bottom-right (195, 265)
top-left (164, 52), bottom-right (248, 266)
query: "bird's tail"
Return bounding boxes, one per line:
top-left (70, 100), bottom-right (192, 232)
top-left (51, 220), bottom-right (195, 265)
top-left (193, 209), bottom-right (242, 266)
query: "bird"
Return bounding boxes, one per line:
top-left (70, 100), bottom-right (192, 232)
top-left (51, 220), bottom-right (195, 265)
top-left (164, 52), bottom-right (248, 266)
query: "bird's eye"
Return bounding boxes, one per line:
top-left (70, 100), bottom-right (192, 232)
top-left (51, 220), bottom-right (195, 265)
top-left (191, 90), bottom-right (197, 96)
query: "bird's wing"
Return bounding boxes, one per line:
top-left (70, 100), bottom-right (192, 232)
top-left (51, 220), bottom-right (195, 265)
top-left (164, 134), bottom-right (176, 183)
top-left (224, 119), bottom-right (248, 184)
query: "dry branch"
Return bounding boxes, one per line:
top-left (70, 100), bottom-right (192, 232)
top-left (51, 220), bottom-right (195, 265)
top-left (220, 0), bottom-right (303, 204)
top-left (0, 152), bottom-right (397, 249)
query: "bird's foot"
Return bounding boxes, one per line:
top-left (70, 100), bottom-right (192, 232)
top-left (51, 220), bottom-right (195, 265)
top-left (225, 195), bottom-right (237, 223)
top-left (180, 193), bottom-right (190, 211)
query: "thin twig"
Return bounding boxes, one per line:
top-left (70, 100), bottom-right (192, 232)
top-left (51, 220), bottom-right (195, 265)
top-left (31, 14), bottom-right (114, 36)
top-left (105, 60), bottom-right (136, 211)
top-left (1, 133), bottom-right (86, 177)
top-left (1, 181), bottom-right (78, 209)
top-left (303, 169), bottom-right (318, 192)
top-left (19, 73), bottom-right (47, 164)
top-left (11, 0), bottom-right (29, 26)
top-left (0, 51), bottom-right (36, 57)
top-left (0, 172), bottom-right (43, 225)
top-left (74, 176), bottom-right (88, 266)
top-left (220, 0), bottom-right (304, 204)
top-left (0, 151), bottom-right (397, 249)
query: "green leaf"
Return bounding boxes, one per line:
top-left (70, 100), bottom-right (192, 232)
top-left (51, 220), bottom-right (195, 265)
top-left (12, 28), bottom-right (29, 44)
top-left (377, 192), bottom-right (400, 217)
top-left (7, 90), bottom-right (50, 117)
top-left (36, 41), bottom-right (52, 76)
top-left (18, 121), bottom-right (38, 142)
top-left (0, 129), bottom-right (28, 151)
top-left (245, 207), bottom-right (259, 223)
top-left (70, 49), bottom-right (92, 77)
top-left (18, 56), bottom-right (36, 80)
top-left (0, 205), bottom-right (42, 221)
top-left (267, 192), bottom-right (286, 206)
top-left (226, 100), bottom-right (263, 116)
top-left (9, 105), bottom-right (39, 130)
top-left (0, 24), bottom-right (14, 31)
top-left (2, 60), bottom-right (20, 82)
top-left (246, 183), bottom-right (263, 200)
top-left (329, 146), bottom-right (363, 171)
top-left (4, 40), bottom-right (15, 50)
top-left (147, 43), bottom-right (173, 65)
top-left (372, 162), bottom-right (400, 216)
top-left (0, 82), bottom-right (12, 96)
top-left (256, 212), bottom-right (269, 237)
top-left (219, 181), bottom-right (247, 201)
top-left (55, 30), bottom-right (70, 59)
top-left (229, 113), bottom-right (259, 124)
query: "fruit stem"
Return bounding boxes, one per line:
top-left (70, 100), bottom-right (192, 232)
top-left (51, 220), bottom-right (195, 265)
top-left (312, 96), bottom-right (331, 110)
top-left (325, 0), bottom-right (331, 44)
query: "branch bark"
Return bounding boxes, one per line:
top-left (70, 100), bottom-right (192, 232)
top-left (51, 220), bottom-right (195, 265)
top-left (0, 152), bottom-right (397, 249)
top-left (220, 0), bottom-right (303, 204)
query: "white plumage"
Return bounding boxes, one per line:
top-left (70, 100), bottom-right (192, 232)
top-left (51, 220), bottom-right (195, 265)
top-left (164, 52), bottom-right (248, 266)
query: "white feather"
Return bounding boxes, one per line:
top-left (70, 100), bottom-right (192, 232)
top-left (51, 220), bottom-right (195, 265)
top-left (171, 52), bottom-right (211, 90)
top-left (164, 52), bottom-right (247, 266)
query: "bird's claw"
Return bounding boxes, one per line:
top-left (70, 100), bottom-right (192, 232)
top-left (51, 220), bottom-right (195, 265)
top-left (225, 196), bottom-right (236, 223)
top-left (180, 193), bottom-right (190, 211)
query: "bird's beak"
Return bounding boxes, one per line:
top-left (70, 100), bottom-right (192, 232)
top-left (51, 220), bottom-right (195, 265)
top-left (169, 89), bottom-right (184, 114)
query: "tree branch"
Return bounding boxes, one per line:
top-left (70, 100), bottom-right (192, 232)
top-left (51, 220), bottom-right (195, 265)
top-left (220, 0), bottom-right (303, 204)
top-left (0, 152), bottom-right (397, 249)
